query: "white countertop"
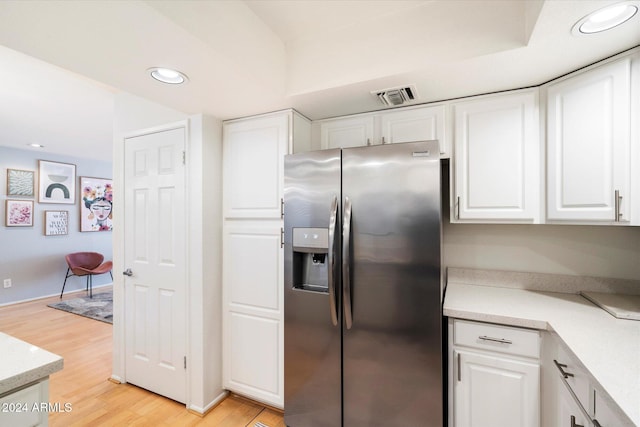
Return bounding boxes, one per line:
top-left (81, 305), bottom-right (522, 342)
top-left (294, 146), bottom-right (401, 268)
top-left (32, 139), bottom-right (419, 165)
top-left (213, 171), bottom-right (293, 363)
top-left (444, 282), bottom-right (640, 426)
top-left (0, 332), bottom-right (63, 395)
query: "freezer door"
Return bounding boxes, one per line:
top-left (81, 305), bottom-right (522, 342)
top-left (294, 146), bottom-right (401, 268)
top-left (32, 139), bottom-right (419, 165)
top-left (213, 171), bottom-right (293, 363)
top-left (284, 149), bottom-right (342, 427)
top-left (342, 141), bottom-right (443, 427)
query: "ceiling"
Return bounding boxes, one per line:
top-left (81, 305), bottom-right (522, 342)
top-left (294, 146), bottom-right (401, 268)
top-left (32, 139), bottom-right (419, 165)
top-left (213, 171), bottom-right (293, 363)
top-left (0, 0), bottom-right (638, 160)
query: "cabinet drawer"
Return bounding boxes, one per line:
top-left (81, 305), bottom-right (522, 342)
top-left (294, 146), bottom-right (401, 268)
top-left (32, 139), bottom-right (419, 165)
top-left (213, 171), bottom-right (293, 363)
top-left (554, 344), bottom-right (592, 417)
top-left (454, 319), bottom-right (540, 358)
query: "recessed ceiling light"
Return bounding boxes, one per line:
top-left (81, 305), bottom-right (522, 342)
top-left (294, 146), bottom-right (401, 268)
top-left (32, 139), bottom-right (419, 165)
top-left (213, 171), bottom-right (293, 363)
top-left (572, 1), bottom-right (639, 35)
top-left (28, 143), bottom-right (45, 148)
top-left (147, 67), bottom-right (189, 85)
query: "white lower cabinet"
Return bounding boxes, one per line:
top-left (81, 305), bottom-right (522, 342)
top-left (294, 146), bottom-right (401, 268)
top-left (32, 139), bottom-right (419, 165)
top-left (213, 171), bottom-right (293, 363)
top-left (542, 331), bottom-right (593, 427)
top-left (222, 222), bottom-right (284, 408)
top-left (0, 380), bottom-right (49, 427)
top-left (593, 391), bottom-right (629, 427)
top-left (541, 331), bottom-right (633, 427)
top-left (454, 350), bottom-right (539, 427)
top-left (557, 383), bottom-right (592, 427)
top-left (449, 319), bottom-right (540, 427)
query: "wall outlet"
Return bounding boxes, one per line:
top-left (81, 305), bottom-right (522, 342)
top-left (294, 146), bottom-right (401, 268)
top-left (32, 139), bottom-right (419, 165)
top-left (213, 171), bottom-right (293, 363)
top-left (3, 279), bottom-right (11, 288)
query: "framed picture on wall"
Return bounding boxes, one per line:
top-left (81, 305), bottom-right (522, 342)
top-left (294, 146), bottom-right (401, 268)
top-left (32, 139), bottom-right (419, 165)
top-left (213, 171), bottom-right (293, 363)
top-left (38, 160), bottom-right (76, 204)
top-left (7, 169), bottom-right (35, 197)
top-left (44, 210), bottom-right (69, 236)
top-left (80, 176), bottom-right (112, 232)
top-left (5, 199), bottom-right (34, 227)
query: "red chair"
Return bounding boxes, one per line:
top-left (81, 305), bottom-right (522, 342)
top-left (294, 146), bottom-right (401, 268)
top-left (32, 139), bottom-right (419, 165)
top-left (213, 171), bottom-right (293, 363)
top-left (60, 252), bottom-right (113, 299)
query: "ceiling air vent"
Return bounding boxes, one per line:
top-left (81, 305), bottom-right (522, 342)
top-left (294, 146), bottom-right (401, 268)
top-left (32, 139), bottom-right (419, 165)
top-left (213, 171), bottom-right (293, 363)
top-left (372, 85), bottom-right (418, 107)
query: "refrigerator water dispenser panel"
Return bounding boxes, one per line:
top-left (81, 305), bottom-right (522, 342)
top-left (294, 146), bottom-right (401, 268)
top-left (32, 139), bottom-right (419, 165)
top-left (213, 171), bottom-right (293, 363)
top-left (292, 227), bottom-right (329, 293)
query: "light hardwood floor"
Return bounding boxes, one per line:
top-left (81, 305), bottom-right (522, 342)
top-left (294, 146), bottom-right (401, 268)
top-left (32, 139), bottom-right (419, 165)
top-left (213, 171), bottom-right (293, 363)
top-left (0, 287), bottom-right (285, 427)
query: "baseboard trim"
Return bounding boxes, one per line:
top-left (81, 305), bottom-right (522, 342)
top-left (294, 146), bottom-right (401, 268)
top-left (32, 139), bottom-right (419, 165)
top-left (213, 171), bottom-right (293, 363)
top-left (108, 375), bottom-right (124, 385)
top-left (230, 392), bottom-right (284, 414)
top-left (0, 283), bottom-right (114, 307)
top-left (187, 390), bottom-right (229, 417)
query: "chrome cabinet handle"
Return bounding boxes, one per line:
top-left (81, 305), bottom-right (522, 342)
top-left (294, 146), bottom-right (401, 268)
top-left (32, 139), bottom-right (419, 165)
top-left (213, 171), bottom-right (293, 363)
top-left (343, 196), bottom-right (353, 330)
top-left (479, 335), bottom-right (512, 345)
top-left (614, 190), bottom-right (622, 221)
top-left (553, 359), bottom-right (574, 378)
top-left (455, 196), bottom-right (460, 219)
top-left (122, 268), bottom-right (133, 277)
top-left (327, 195), bottom-right (339, 327)
top-left (571, 415), bottom-right (584, 427)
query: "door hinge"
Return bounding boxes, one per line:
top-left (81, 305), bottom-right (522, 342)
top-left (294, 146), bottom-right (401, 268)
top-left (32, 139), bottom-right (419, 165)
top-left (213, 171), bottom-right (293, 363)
top-left (280, 227), bottom-right (284, 248)
top-left (281, 198), bottom-right (284, 219)
top-left (182, 151), bottom-right (186, 165)
top-left (184, 356), bottom-right (187, 369)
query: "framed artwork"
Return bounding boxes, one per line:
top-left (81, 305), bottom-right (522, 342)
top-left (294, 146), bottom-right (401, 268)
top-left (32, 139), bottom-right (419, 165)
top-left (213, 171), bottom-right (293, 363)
top-left (80, 176), bottom-right (113, 232)
top-left (7, 169), bottom-right (35, 197)
top-left (5, 199), bottom-right (34, 227)
top-left (38, 160), bottom-right (76, 204)
top-left (44, 210), bottom-right (69, 236)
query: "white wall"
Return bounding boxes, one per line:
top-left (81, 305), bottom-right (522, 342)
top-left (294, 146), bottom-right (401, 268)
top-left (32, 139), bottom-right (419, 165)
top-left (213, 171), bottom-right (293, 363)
top-left (0, 146), bottom-right (113, 305)
top-left (443, 222), bottom-right (640, 281)
top-left (187, 114), bottom-right (225, 413)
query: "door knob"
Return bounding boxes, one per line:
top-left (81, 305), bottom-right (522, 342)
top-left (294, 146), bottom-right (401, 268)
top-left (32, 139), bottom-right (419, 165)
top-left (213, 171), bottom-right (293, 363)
top-left (122, 268), bottom-right (133, 277)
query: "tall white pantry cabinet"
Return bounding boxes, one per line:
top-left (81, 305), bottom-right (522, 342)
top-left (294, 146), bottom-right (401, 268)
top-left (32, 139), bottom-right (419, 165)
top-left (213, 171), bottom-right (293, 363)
top-left (221, 110), bottom-right (311, 408)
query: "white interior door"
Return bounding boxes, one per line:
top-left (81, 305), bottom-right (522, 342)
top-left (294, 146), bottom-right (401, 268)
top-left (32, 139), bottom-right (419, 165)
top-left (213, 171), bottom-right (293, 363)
top-left (123, 125), bottom-right (187, 403)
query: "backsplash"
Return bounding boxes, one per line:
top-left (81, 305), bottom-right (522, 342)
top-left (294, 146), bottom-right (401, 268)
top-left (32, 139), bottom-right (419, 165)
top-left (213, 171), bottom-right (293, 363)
top-left (447, 267), bottom-right (640, 295)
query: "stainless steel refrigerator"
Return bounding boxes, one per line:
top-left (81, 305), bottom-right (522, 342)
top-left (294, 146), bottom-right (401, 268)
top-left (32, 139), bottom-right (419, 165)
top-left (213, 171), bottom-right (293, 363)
top-left (284, 140), bottom-right (443, 427)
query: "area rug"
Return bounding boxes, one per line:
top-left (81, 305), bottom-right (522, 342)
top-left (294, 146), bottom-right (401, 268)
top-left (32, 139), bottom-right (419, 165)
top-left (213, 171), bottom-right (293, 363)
top-left (47, 291), bottom-right (113, 324)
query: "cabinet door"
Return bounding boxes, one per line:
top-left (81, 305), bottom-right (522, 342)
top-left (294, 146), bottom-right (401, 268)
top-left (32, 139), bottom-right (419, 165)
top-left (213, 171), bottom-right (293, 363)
top-left (320, 115), bottom-right (374, 149)
top-left (380, 105), bottom-right (448, 155)
top-left (222, 222), bottom-right (284, 408)
top-left (453, 91), bottom-right (540, 222)
top-left (223, 114), bottom-right (289, 219)
top-left (453, 350), bottom-right (539, 427)
top-left (594, 390), bottom-right (633, 427)
top-left (547, 58), bottom-right (631, 222)
top-left (0, 379), bottom-right (49, 427)
top-left (557, 381), bottom-right (592, 427)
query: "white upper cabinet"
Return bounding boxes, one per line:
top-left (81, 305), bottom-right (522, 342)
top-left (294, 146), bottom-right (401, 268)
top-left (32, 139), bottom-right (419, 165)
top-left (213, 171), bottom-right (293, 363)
top-left (452, 90), bottom-right (540, 223)
top-left (223, 111), bottom-right (310, 219)
top-left (317, 105), bottom-right (449, 156)
top-left (380, 105), bottom-right (447, 153)
top-left (546, 57), bottom-right (632, 223)
top-left (320, 115), bottom-right (375, 149)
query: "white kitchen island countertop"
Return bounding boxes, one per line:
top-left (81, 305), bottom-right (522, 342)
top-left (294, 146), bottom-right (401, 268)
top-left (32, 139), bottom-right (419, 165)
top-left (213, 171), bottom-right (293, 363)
top-left (0, 332), bottom-right (63, 395)
top-left (444, 281), bottom-right (640, 426)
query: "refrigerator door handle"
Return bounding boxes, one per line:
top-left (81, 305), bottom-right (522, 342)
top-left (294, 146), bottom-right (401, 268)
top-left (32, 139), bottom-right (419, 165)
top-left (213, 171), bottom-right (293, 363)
top-left (343, 196), bottom-right (353, 330)
top-left (328, 195), bottom-right (339, 326)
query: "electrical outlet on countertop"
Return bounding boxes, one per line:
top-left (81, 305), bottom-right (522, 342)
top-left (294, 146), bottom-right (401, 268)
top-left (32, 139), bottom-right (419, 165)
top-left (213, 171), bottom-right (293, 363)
top-left (3, 279), bottom-right (11, 288)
